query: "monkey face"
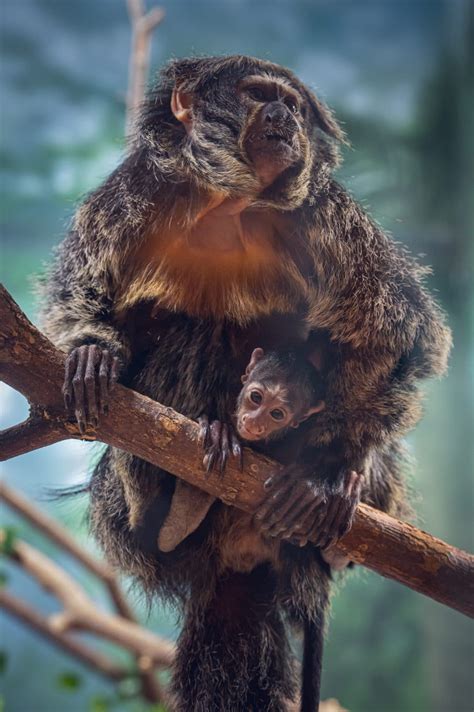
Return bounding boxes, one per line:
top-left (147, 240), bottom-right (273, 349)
top-left (146, 56), bottom-right (346, 208)
top-left (236, 380), bottom-right (295, 441)
top-left (238, 76), bottom-right (307, 187)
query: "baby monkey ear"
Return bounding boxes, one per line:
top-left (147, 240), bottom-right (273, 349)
top-left (241, 348), bottom-right (265, 384)
top-left (171, 87), bottom-right (193, 129)
top-left (292, 400), bottom-right (325, 426)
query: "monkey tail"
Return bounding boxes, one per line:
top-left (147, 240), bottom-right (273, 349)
top-left (301, 612), bottom-right (325, 712)
top-left (41, 482), bottom-right (90, 501)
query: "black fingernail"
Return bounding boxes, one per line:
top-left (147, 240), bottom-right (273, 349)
top-left (264, 478), bottom-right (273, 490)
top-left (103, 405), bottom-right (109, 415)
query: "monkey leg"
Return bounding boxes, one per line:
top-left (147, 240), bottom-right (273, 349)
top-left (198, 414), bottom-right (243, 473)
top-left (172, 565), bottom-right (297, 712)
top-left (63, 344), bottom-right (120, 432)
top-left (157, 479), bottom-right (215, 552)
top-left (255, 467), bottom-right (363, 550)
top-left (89, 449), bottom-right (218, 603)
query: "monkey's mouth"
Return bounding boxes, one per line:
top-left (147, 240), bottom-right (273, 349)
top-left (252, 130), bottom-right (295, 149)
top-left (237, 421), bottom-right (261, 441)
top-left (246, 130), bottom-right (298, 164)
top-left (263, 131), bottom-right (292, 146)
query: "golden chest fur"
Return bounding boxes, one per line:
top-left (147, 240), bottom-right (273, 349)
top-left (116, 199), bottom-right (309, 324)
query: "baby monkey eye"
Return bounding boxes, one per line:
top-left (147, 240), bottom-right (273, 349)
top-left (250, 390), bottom-right (263, 404)
top-left (270, 409), bottom-right (285, 421)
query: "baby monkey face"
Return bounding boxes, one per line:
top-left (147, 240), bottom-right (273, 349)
top-left (236, 380), bottom-right (296, 441)
top-left (236, 347), bottom-right (325, 442)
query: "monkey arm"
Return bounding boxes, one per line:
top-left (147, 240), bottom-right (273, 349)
top-left (307, 181), bottom-right (451, 373)
top-left (42, 230), bottom-right (131, 364)
top-left (41, 147), bottom-right (160, 362)
top-left (305, 180), bottom-right (450, 451)
top-left (255, 185), bottom-right (452, 548)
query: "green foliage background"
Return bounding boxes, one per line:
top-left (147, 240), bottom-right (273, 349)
top-left (1, 1), bottom-right (473, 710)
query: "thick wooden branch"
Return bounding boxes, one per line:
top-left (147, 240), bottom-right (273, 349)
top-left (1, 284), bottom-right (473, 618)
top-left (0, 415), bottom-right (67, 460)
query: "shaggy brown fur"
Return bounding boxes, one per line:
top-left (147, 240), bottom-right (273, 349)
top-left (42, 55), bottom-right (451, 712)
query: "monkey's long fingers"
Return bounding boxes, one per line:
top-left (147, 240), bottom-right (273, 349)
top-left (72, 345), bottom-right (89, 433)
top-left (267, 491), bottom-right (324, 539)
top-left (316, 472), bottom-right (362, 549)
top-left (278, 496), bottom-right (325, 541)
top-left (202, 420), bottom-right (222, 474)
top-left (258, 491), bottom-right (302, 534)
top-left (218, 424), bottom-right (229, 473)
top-left (198, 415), bottom-right (210, 449)
top-left (63, 348), bottom-right (78, 411)
top-left (230, 432), bottom-right (243, 471)
top-left (336, 472), bottom-right (363, 539)
top-left (98, 350), bottom-right (114, 415)
top-left (255, 482), bottom-right (302, 529)
top-left (84, 345), bottom-right (100, 428)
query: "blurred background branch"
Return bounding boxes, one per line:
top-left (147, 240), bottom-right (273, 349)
top-left (0, 482), bottom-right (172, 707)
top-left (126, 0), bottom-right (165, 138)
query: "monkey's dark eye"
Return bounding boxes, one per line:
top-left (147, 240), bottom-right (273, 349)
top-left (246, 86), bottom-right (266, 102)
top-left (270, 409), bottom-right (285, 421)
top-left (284, 97), bottom-right (300, 115)
top-left (250, 390), bottom-right (262, 404)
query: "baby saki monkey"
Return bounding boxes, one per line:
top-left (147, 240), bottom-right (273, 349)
top-left (236, 346), bottom-right (326, 442)
top-left (235, 347), bottom-right (360, 555)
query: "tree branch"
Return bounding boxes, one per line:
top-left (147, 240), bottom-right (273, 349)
top-left (0, 415), bottom-right (67, 460)
top-left (0, 482), bottom-right (165, 703)
top-left (0, 589), bottom-right (127, 681)
top-left (2, 535), bottom-right (174, 666)
top-left (1, 284), bottom-right (473, 618)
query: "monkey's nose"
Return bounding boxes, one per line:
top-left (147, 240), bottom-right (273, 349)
top-left (263, 102), bottom-right (288, 125)
top-left (242, 414), bottom-right (264, 437)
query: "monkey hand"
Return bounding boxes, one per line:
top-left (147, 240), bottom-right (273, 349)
top-left (63, 344), bottom-right (121, 433)
top-left (254, 467), bottom-right (363, 550)
top-left (197, 415), bottom-right (243, 475)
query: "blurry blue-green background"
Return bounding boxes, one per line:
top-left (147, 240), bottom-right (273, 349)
top-left (1, 1), bottom-right (473, 710)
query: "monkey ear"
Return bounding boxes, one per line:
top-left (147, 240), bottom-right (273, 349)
top-left (294, 400), bottom-right (325, 425)
top-left (171, 88), bottom-right (193, 127)
top-left (307, 348), bottom-right (323, 372)
top-left (304, 88), bottom-right (348, 144)
top-left (241, 347), bottom-right (264, 383)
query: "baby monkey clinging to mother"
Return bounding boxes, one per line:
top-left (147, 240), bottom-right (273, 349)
top-left (234, 347), bottom-right (362, 550)
top-left (236, 346), bottom-right (325, 442)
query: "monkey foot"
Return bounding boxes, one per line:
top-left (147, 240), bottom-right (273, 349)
top-left (197, 415), bottom-right (243, 474)
top-left (63, 344), bottom-right (121, 433)
top-left (254, 467), bottom-right (363, 549)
